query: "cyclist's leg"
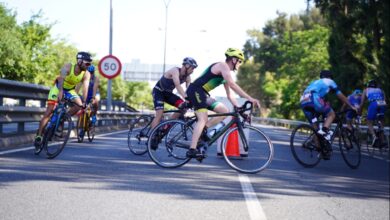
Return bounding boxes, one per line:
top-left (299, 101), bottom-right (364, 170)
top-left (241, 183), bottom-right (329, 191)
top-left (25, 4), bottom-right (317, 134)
top-left (165, 93), bottom-right (185, 120)
top-left (66, 90), bottom-right (83, 116)
top-left (366, 102), bottom-right (377, 139)
top-left (186, 85), bottom-right (209, 157)
top-left (205, 98), bottom-right (229, 128)
top-left (150, 88), bottom-right (165, 129)
top-left (35, 85), bottom-right (59, 144)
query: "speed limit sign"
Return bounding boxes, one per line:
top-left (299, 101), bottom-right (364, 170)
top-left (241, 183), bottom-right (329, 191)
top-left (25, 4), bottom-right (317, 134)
top-left (98, 55), bottom-right (122, 79)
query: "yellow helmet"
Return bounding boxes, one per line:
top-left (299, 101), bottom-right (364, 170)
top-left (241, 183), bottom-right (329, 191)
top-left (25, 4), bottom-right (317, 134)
top-left (225, 48), bottom-right (244, 61)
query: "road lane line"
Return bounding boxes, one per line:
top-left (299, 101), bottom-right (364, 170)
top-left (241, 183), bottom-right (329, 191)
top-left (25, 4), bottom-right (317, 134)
top-left (239, 174), bottom-right (267, 220)
top-left (0, 129), bottom-right (129, 155)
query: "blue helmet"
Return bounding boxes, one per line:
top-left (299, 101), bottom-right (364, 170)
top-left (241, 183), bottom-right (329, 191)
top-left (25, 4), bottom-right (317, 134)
top-left (353, 89), bottom-right (362, 95)
top-left (88, 65), bottom-right (95, 73)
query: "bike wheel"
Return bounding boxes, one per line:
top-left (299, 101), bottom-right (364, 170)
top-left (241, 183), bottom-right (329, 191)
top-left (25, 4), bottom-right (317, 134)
top-left (127, 115), bottom-right (152, 155)
top-left (339, 128), bottom-right (361, 169)
top-left (76, 114), bottom-right (85, 143)
top-left (85, 115), bottom-right (95, 142)
top-left (147, 120), bottom-right (191, 168)
top-left (366, 130), bottom-right (375, 156)
top-left (290, 124), bottom-right (321, 168)
top-left (221, 125), bottom-right (274, 174)
top-left (44, 113), bottom-right (72, 159)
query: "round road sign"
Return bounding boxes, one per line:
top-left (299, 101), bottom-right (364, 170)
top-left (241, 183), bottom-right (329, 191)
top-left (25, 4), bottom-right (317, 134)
top-left (98, 55), bottom-right (122, 79)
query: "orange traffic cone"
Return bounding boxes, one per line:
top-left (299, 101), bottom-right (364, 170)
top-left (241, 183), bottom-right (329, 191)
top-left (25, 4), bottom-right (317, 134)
top-left (225, 125), bottom-right (240, 157)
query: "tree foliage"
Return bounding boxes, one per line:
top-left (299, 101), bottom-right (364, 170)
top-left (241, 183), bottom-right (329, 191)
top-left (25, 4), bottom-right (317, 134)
top-left (0, 4), bottom-right (152, 110)
top-left (240, 3), bottom-right (389, 122)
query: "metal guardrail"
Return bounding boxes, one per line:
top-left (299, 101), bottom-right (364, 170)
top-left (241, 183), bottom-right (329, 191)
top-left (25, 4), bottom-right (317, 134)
top-left (253, 117), bottom-right (390, 136)
top-left (0, 78), bottom-right (140, 148)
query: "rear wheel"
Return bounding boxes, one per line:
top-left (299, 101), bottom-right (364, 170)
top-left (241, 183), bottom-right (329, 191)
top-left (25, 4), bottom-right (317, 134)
top-left (339, 128), bottom-right (361, 169)
top-left (127, 115), bottom-right (153, 155)
top-left (221, 125), bottom-right (274, 174)
top-left (44, 113), bottom-right (72, 159)
top-left (290, 124), bottom-right (321, 168)
top-left (147, 120), bottom-right (191, 168)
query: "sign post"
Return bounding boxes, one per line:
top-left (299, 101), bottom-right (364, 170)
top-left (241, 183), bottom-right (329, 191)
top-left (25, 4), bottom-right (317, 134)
top-left (98, 55), bottom-right (122, 110)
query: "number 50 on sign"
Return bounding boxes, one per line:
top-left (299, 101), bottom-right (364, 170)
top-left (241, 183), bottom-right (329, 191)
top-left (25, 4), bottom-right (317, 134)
top-left (98, 55), bottom-right (122, 79)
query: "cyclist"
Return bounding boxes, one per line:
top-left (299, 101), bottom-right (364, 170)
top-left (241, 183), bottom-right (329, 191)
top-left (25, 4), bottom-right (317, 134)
top-left (149, 57), bottom-right (198, 131)
top-left (300, 70), bottom-right (357, 159)
top-left (341, 89), bottom-right (363, 131)
top-left (34, 51), bottom-right (92, 147)
top-left (359, 79), bottom-right (387, 146)
top-left (185, 48), bottom-right (260, 158)
top-left (76, 65), bottom-right (100, 125)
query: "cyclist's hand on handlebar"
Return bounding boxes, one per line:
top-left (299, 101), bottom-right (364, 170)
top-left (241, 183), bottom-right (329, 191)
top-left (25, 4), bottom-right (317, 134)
top-left (82, 102), bottom-right (87, 109)
top-left (248, 97), bottom-right (261, 110)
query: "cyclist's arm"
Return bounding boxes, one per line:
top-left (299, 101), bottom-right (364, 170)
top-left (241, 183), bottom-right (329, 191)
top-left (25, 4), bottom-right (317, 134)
top-left (75, 82), bottom-right (82, 94)
top-left (171, 69), bottom-right (187, 99)
top-left (358, 89), bottom-right (367, 114)
top-left (57, 63), bottom-right (71, 102)
top-left (81, 71), bottom-right (91, 104)
top-left (337, 92), bottom-right (356, 111)
top-left (185, 75), bottom-right (191, 89)
top-left (92, 75), bottom-right (99, 100)
top-left (219, 63), bottom-right (260, 108)
top-left (224, 83), bottom-right (239, 107)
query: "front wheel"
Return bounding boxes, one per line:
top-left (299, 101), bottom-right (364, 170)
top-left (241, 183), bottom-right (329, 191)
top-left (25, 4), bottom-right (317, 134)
top-left (221, 125), bottom-right (274, 174)
top-left (87, 115), bottom-right (95, 142)
top-left (290, 124), bottom-right (321, 168)
top-left (127, 115), bottom-right (153, 155)
top-left (147, 120), bottom-right (191, 168)
top-left (339, 128), bottom-right (361, 169)
top-left (44, 113), bottom-right (72, 159)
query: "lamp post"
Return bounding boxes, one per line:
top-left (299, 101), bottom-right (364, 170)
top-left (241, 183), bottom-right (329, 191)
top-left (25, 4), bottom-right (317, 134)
top-left (162, 0), bottom-right (171, 74)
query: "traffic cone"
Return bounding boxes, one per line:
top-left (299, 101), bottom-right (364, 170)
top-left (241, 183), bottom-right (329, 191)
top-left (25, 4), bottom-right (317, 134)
top-left (225, 124), bottom-right (240, 157)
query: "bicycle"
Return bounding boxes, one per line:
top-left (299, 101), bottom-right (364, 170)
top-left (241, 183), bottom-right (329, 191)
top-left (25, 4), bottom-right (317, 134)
top-left (146, 101), bottom-right (274, 174)
top-left (127, 109), bottom-right (186, 155)
top-left (76, 102), bottom-right (96, 143)
top-left (365, 112), bottom-right (389, 155)
top-left (34, 98), bottom-right (75, 159)
top-left (290, 109), bottom-right (361, 169)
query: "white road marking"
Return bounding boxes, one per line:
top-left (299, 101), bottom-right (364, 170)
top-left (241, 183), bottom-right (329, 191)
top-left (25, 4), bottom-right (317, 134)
top-left (239, 174), bottom-right (267, 220)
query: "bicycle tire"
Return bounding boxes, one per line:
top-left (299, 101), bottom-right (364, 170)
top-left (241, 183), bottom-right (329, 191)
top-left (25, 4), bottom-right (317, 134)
top-left (339, 128), bottom-right (361, 169)
top-left (44, 113), bottom-right (72, 159)
top-left (290, 124), bottom-right (321, 168)
top-left (76, 114), bottom-right (85, 143)
top-left (87, 119), bottom-right (95, 142)
top-left (147, 120), bottom-right (191, 168)
top-left (366, 130), bottom-right (375, 155)
top-left (127, 115), bottom-right (153, 155)
top-left (221, 125), bottom-right (274, 174)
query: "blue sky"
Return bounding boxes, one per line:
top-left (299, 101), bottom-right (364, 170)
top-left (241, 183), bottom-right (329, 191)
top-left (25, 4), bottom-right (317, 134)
top-left (2, 0), bottom-right (309, 67)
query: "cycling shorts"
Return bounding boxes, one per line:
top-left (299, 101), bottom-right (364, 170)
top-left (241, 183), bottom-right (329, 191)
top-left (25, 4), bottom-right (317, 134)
top-left (346, 109), bottom-right (358, 121)
top-left (81, 92), bottom-right (100, 104)
top-left (186, 84), bottom-right (219, 112)
top-left (367, 100), bottom-right (387, 120)
top-left (47, 85), bottom-right (80, 105)
top-left (300, 92), bottom-right (332, 123)
top-left (152, 87), bottom-right (184, 110)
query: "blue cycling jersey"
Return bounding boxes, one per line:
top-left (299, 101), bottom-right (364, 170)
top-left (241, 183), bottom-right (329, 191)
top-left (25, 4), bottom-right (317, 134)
top-left (303, 78), bottom-right (341, 97)
top-left (366, 88), bottom-right (385, 102)
top-left (347, 94), bottom-right (362, 108)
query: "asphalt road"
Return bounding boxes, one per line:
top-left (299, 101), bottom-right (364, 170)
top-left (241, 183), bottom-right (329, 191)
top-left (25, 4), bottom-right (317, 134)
top-left (0, 124), bottom-right (389, 220)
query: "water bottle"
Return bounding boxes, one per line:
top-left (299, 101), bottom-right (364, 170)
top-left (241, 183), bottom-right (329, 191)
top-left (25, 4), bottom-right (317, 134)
top-left (208, 121), bottom-right (225, 137)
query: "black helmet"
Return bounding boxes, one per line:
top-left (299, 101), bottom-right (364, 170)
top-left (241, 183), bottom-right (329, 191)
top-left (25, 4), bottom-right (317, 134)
top-left (76, 51), bottom-right (92, 62)
top-left (320, 70), bottom-right (333, 79)
top-left (182, 57), bottom-right (198, 68)
top-left (367, 79), bottom-right (377, 88)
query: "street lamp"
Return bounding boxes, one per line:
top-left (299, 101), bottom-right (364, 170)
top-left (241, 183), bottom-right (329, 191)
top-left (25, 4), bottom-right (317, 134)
top-left (162, 0), bottom-right (171, 74)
